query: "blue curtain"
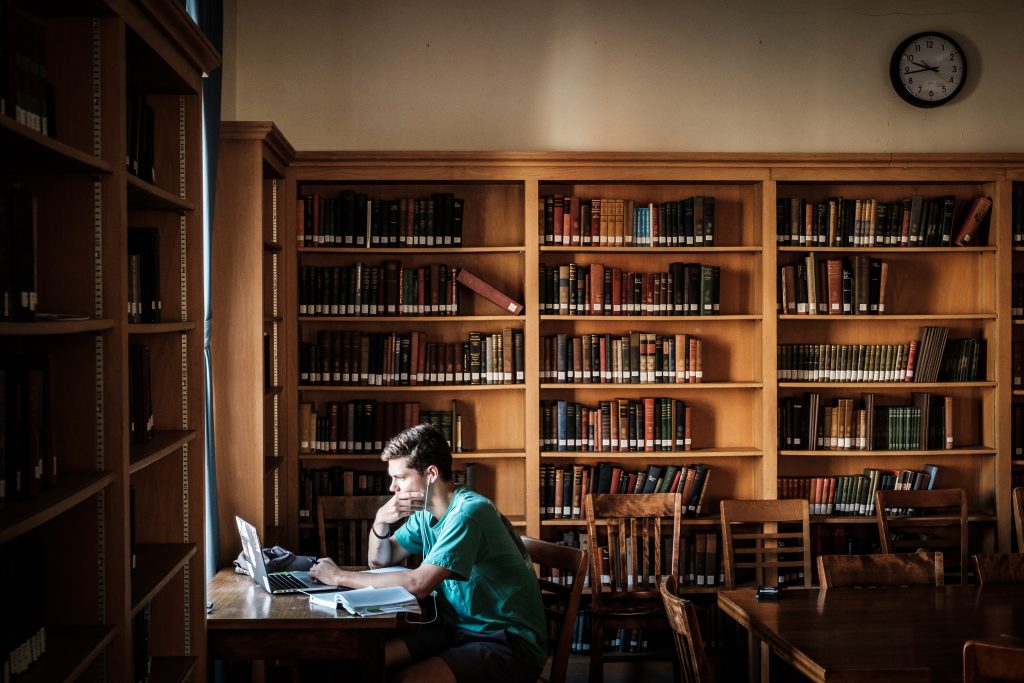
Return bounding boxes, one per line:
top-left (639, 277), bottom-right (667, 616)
top-left (183, 0), bottom-right (223, 582)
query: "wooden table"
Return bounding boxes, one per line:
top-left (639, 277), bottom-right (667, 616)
top-left (207, 569), bottom-right (398, 682)
top-left (718, 585), bottom-right (1024, 683)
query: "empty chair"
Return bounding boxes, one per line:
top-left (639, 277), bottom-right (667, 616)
top-left (963, 640), bottom-right (1024, 682)
top-left (1014, 487), bottom-right (1024, 551)
top-left (316, 495), bottom-right (392, 564)
top-left (585, 492), bottom-right (683, 683)
top-left (875, 488), bottom-right (968, 585)
top-left (720, 498), bottom-right (812, 589)
top-left (817, 551), bottom-right (944, 588)
top-left (659, 575), bottom-right (712, 683)
top-left (971, 553), bottom-right (1024, 586)
top-left (521, 536), bottom-right (588, 683)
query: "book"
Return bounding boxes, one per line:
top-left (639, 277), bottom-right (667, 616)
top-left (309, 585), bottom-right (421, 616)
top-left (953, 196), bottom-right (992, 246)
top-left (455, 268), bottom-right (523, 315)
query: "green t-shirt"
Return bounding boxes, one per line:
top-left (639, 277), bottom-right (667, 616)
top-left (393, 487), bottom-right (547, 668)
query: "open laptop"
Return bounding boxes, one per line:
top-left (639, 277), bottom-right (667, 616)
top-left (235, 516), bottom-right (341, 594)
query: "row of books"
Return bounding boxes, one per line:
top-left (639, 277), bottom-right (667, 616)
top-left (1, 534), bottom-right (45, 678)
top-left (778, 254), bottom-right (889, 316)
top-left (541, 333), bottom-right (704, 384)
top-left (297, 192), bottom-right (464, 248)
top-left (0, 185), bottom-right (37, 321)
top-left (299, 329), bottom-right (525, 387)
top-left (1013, 274), bottom-right (1023, 319)
top-left (1015, 403), bottom-right (1024, 457)
top-left (298, 262), bottom-right (460, 317)
top-left (129, 345), bottom-right (154, 445)
top-left (132, 602), bottom-right (152, 683)
top-left (777, 465), bottom-right (939, 517)
top-left (539, 398), bottom-right (693, 453)
top-left (779, 392), bottom-right (955, 451)
top-left (126, 92), bottom-right (156, 184)
top-left (539, 195), bottom-right (716, 247)
top-left (298, 401), bottom-right (463, 454)
top-left (127, 227), bottom-right (162, 324)
top-left (540, 462), bottom-right (710, 519)
top-left (775, 194), bottom-right (990, 247)
top-left (777, 334), bottom-right (983, 383)
top-left (537, 262), bottom-right (721, 316)
top-left (1, 356), bottom-right (55, 501)
top-left (1013, 186), bottom-right (1024, 245)
top-left (1, 2), bottom-right (53, 137)
top-left (1012, 342), bottom-right (1023, 389)
top-left (297, 463), bottom-right (477, 524)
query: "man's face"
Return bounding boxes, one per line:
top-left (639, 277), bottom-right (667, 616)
top-left (387, 457), bottom-right (426, 495)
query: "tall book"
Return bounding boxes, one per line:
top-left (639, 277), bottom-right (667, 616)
top-left (456, 268), bottom-right (523, 315)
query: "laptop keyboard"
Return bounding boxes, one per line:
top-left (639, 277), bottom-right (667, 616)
top-left (268, 573), bottom-right (307, 591)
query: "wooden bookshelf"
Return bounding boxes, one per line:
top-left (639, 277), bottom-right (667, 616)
top-left (211, 150), bottom-right (1024, 567)
top-left (211, 122), bottom-right (296, 563)
top-left (1010, 171), bottom-right (1024, 550)
top-left (0, 1), bottom-right (217, 680)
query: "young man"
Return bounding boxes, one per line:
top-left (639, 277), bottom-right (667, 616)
top-left (308, 424), bottom-right (547, 683)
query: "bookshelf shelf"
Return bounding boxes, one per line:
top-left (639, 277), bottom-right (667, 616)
top-left (149, 656), bottom-right (199, 683)
top-left (540, 448), bottom-right (762, 460)
top-left (298, 384), bottom-right (526, 393)
top-left (781, 381), bottom-right (997, 389)
top-left (0, 472), bottom-right (115, 545)
top-left (298, 246), bottom-right (525, 254)
top-left (777, 313), bottom-right (997, 321)
top-left (131, 543), bottom-right (198, 615)
top-left (17, 626), bottom-right (116, 683)
top-left (540, 315), bottom-right (762, 322)
top-left (129, 430), bottom-right (198, 474)
top-left (811, 513), bottom-right (997, 525)
top-left (779, 447), bottom-right (997, 457)
top-left (778, 246), bottom-right (996, 254)
top-left (0, 319), bottom-right (116, 335)
top-left (1013, 460), bottom-right (1024, 466)
top-left (540, 246), bottom-right (762, 254)
top-left (0, 115), bottom-right (112, 175)
top-left (127, 321), bottom-right (197, 334)
top-left (126, 174), bottom-right (195, 212)
top-left (540, 382), bottom-right (763, 390)
top-left (299, 315), bottom-right (526, 323)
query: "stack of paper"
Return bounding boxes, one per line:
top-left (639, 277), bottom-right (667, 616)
top-left (309, 586), bottom-right (420, 616)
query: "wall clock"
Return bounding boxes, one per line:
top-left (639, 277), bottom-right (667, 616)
top-left (889, 32), bottom-right (967, 108)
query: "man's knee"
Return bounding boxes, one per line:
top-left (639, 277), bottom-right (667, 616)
top-left (390, 656), bottom-right (456, 683)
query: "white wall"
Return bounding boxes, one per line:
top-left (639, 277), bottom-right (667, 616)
top-left (222, 0), bottom-right (1024, 153)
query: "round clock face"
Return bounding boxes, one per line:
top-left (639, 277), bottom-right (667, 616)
top-left (890, 32), bottom-right (967, 107)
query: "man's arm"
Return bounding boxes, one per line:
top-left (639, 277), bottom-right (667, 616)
top-left (367, 490), bottom-right (424, 567)
top-left (309, 558), bottom-right (451, 599)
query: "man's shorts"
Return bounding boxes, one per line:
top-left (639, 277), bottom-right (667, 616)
top-left (400, 623), bottom-right (544, 683)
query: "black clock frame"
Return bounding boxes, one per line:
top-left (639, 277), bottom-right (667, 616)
top-left (889, 31), bottom-right (967, 108)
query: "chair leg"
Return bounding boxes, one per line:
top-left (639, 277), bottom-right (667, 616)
top-left (589, 618), bottom-right (604, 683)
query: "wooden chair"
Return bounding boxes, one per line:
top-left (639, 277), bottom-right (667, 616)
top-left (584, 492), bottom-right (683, 683)
top-left (659, 575), bottom-right (711, 683)
top-left (1014, 487), bottom-right (1024, 551)
top-left (316, 495), bottom-right (392, 564)
top-left (719, 498), bottom-right (812, 589)
top-left (520, 536), bottom-right (588, 683)
top-left (817, 551), bottom-right (944, 588)
top-left (963, 640), bottom-right (1024, 682)
top-left (875, 488), bottom-right (968, 585)
top-left (971, 553), bottom-right (1024, 586)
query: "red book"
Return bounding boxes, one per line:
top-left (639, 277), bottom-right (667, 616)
top-left (904, 340), bottom-right (919, 382)
top-left (455, 268), bottom-right (524, 315)
top-left (953, 196), bottom-right (992, 246)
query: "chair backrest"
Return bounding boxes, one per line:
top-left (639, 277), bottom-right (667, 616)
top-left (816, 551), bottom-right (944, 588)
top-left (1013, 487), bottom-right (1024, 551)
top-left (719, 498), bottom-right (812, 589)
top-left (521, 536), bottom-right (588, 683)
top-left (584, 493), bottom-right (683, 610)
top-left (316, 495), bottom-right (392, 564)
top-left (875, 488), bottom-right (968, 584)
top-left (659, 575), bottom-right (710, 683)
top-left (963, 640), bottom-right (1024, 682)
top-left (971, 553), bottom-right (1024, 586)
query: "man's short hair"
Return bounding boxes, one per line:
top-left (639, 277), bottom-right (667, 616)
top-left (380, 423), bottom-right (453, 482)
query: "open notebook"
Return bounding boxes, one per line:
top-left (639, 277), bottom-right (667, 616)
top-left (309, 585), bottom-right (421, 616)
